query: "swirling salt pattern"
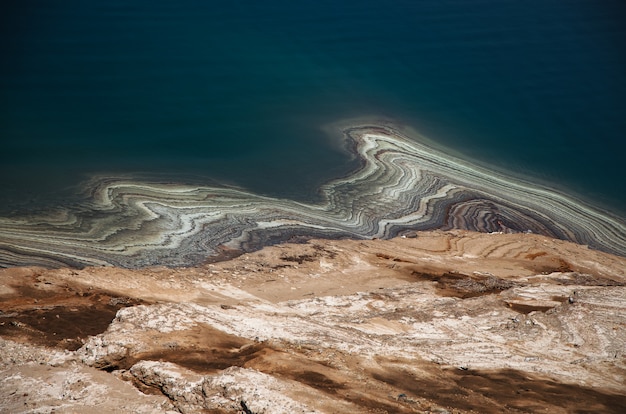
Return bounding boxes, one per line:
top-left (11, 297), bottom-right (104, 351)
top-left (1, 124), bottom-right (624, 268)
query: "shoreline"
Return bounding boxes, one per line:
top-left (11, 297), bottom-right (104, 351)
top-left (1, 121), bottom-right (625, 268)
top-left (327, 117), bottom-right (626, 218)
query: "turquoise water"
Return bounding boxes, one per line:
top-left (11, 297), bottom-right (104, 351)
top-left (2, 1), bottom-right (625, 216)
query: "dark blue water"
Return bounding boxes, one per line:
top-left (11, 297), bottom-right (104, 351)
top-left (2, 1), bottom-right (625, 216)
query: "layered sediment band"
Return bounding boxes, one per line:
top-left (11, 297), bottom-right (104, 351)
top-left (1, 123), bottom-right (624, 268)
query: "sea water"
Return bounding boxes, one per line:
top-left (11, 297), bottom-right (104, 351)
top-left (1, 0), bottom-right (625, 216)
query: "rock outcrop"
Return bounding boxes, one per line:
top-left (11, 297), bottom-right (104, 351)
top-left (1, 230), bottom-right (625, 413)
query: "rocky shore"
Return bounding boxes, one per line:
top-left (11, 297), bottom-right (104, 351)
top-left (1, 230), bottom-right (625, 413)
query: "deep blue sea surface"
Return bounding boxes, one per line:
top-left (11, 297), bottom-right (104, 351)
top-left (2, 1), bottom-right (625, 216)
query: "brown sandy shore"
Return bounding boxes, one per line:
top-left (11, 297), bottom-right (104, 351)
top-left (1, 230), bottom-right (625, 413)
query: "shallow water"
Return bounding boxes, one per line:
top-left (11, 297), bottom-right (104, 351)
top-left (1, 0), bottom-right (625, 216)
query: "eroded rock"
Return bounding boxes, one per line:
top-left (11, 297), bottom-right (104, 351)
top-left (2, 232), bottom-right (626, 413)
